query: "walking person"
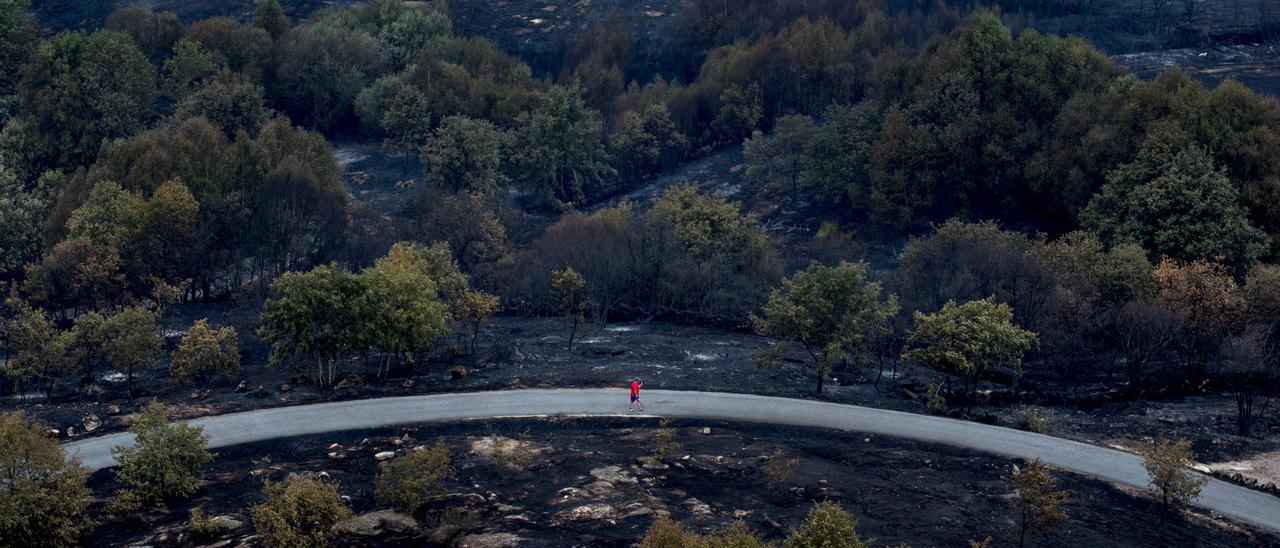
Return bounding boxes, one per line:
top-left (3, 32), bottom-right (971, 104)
top-left (627, 378), bottom-right (644, 412)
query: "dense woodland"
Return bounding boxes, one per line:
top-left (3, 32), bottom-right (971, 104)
top-left (1, 0), bottom-right (1279, 545)
top-left (0, 0), bottom-right (1278, 421)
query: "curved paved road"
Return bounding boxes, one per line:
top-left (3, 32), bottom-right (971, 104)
top-left (64, 389), bottom-right (1280, 532)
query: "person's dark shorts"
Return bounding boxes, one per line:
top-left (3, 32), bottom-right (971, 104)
top-left (630, 395), bottom-right (639, 402)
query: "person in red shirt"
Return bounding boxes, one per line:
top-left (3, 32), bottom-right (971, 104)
top-left (627, 378), bottom-right (644, 412)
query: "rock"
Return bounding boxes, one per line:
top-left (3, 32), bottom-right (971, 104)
top-left (636, 456), bottom-right (669, 470)
top-left (210, 515), bottom-right (243, 530)
top-left (685, 498), bottom-right (713, 516)
top-left (374, 451), bottom-right (396, 461)
top-left (105, 405), bottom-right (121, 415)
top-left (335, 376), bottom-right (366, 390)
top-left (556, 503), bottom-right (617, 522)
top-left (457, 533), bottom-right (526, 548)
top-left (279, 383), bottom-right (293, 393)
top-left (328, 443), bottom-right (341, 450)
top-left (590, 465), bottom-right (637, 485)
top-left (450, 366), bottom-right (469, 380)
top-left (733, 509), bottom-right (749, 519)
top-left (699, 427), bottom-right (712, 435)
top-left (66, 426), bottom-right (76, 437)
top-left (46, 428), bottom-right (60, 437)
top-left (585, 480), bottom-right (617, 497)
top-left (428, 525), bottom-right (463, 544)
top-left (234, 381), bottom-right (248, 393)
top-left (401, 379), bottom-right (414, 388)
top-left (335, 510), bottom-right (420, 537)
top-left (620, 503), bottom-right (654, 519)
top-left (189, 389), bottom-right (208, 399)
top-left (328, 451), bottom-right (343, 460)
top-left (82, 414), bottom-right (102, 433)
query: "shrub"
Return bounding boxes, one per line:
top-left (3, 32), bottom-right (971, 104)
top-left (111, 401), bottom-right (213, 502)
top-left (374, 440), bottom-right (455, 514)
top-left (1007, 459), bottom-right (1068, 547)
top-left (762, 448), bottom-right (800, 487)
top-left (1143, 437), bottom-right (1208, 515)
top-left (0, 412), bottom-right (95, 547)
top-left (1017, 408), bottom-right (1049, 434)
top-left (654, 417), bottom-right (680, 460)
top-left (170, 319), bottom-right (241, 385)
top-left (188, 507), bottom-right (225, 541)
top-left (252, 476), bottom-right (352, 548)
top-left (640, 516), bottom-right (769, 548)
top-left (783, 501), bottom-right (869, 548)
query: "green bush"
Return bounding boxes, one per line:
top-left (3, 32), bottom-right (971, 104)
top-left (0, 412), bottom-right (95, 547)
top-left (783, 501), bottom-right (869, 548)
top-left (252, 476), bottom-right (352, 548)
top-left (374, 440), bottom-right (455, 513)
top-left (111, 401), bottom-right (213, 502)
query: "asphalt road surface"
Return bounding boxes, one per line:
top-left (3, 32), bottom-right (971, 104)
top-left (64, 389), bottom-right (1280, 532)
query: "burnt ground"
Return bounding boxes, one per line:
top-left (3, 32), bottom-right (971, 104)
top-left (86, 418), bottom-right (1280, 547)
top-left (1117, 43), bottom-right (1280, 96)
top-left (13, 315), bottom-right (1280, 492)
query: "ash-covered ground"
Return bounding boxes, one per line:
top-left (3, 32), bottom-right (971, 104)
top-left (87, 418), bottom-right (1280, 547)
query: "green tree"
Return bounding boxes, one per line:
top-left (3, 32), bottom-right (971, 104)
top-left (551, 266), bottom-right (591, 349)
top-left (253, 0), bottom-right (290, 40)
top-left (112, 401), bottom-right (213, 502)
top-left (360, 244), bottom-right (450, 375)
top-left (271, 24), bottom-right (387, 131)
top-left (420, 115), bottom-right (511, 194)
top-left (1083, 130), bottom-right (1267, 271)
top-left (380, 86), bottom-right (433, 175)
top-left (252, 476), bottom-right (352, 548)
top-left (0, 0), bottom-right (37, 98)
top-left (514, 85), bottom-right (613, 206)
top-left (160, 39), bottom-right (223, 100)
top-left (2, 302), bottom-right (72, 397)
top-left (0, 166), bottom-right (55, 278)
top-left (744, 114), bottom-right (818, 200)
top-left (708, 83), bottom-right (762, 145)
top-left (104, 7), bottom-right (182, 61)
top-left (18, 30), bottom-right (157, 170)
top-left (608, 103), bottom-right (687, 183)
top-left (806, 103), bottom-right (881, 205)
top-left (1143, 436), bottom-right (1208, 516)
top-left (753, 261), bottom-right (899, 394)
top-left (904, 298), bottom-right (1039, 408)
top-left (378, 6), bottom-right (451, 69)
top-left (374, 440), bottom-right (454, 513)
top-left (783, 501), bottom-right (869, 548)
top-left (171, 319), bottom-right (241, 385)
top-left (0, 411), bottom-right (94, 547)
top-left (102, 307), bottom-right (163, 399)
top-left (1007, 459), bottom-right (1068, 547)
top-left (259, 264), bottom-right (367, 388)
top-left (174, 75), bottom-right (271, 137)
top-left (68, 311), bottom-right (107, 383)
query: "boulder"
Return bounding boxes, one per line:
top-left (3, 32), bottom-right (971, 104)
top-left (556, 503), bottom-right (617, 522)
top-left (82, 414), bottom-right (102, 433)
top-left (234, 381), bottom-right (248, 393)
top-left (401, 379), bottom-right (414, 388)
top-left (457, 533), bottom-right (526, 548)
top-left (374, 451), bottom-right (396, 461)
top-left (590, 465), bottom-right (637, 485)
top-left (450, 366), bottom-right (469, 380)
top-left (335, 510), bottom-right (421, 537)
top-left (279, 383), bottom-right (293, 393)
top-left (105, 405), bottom-right (121, 415)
